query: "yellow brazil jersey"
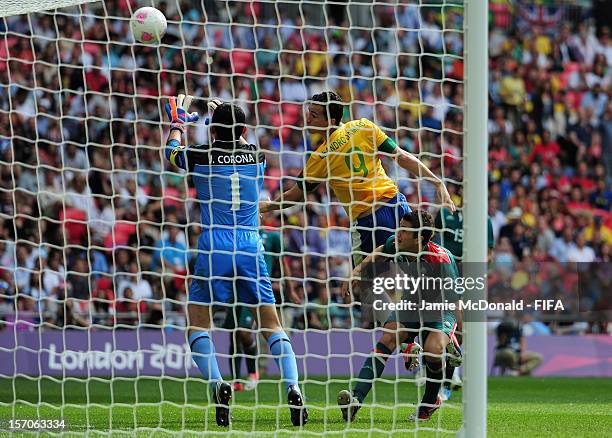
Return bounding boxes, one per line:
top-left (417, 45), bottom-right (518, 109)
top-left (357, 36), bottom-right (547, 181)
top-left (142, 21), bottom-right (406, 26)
top-left (303, 118), bottom-right (398, 221)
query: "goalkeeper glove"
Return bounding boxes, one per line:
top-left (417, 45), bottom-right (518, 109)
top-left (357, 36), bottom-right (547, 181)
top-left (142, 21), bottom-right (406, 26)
top-left (203, 98), bottom-right (223, 125)
top-left (207, 98), bottom-right (223, 112)
top-left (164, 94), bottom-right (199, 133)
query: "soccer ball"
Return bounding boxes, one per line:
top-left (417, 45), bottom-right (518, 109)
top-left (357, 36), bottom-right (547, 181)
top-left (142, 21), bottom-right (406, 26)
top-left (130, 7), bottom-right (167, 44)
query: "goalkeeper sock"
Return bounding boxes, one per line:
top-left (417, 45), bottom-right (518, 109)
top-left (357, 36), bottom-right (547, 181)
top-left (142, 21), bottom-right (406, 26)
top-left (189, 331), bottom-right (222, 389)
top-left (267, 331), bottom-right (299, 393)
top-left (422, 359), bottom-right (443, 405)
top-left (229, 336), bottom-right (243, 380)
top-left (353, 342), bottom-right (392, 403)
top-left (243, 340), bottom-right (258, 375)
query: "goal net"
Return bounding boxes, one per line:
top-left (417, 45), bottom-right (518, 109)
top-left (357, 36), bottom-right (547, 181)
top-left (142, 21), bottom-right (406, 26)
top-left (0, 0), bottom-right (471, 435)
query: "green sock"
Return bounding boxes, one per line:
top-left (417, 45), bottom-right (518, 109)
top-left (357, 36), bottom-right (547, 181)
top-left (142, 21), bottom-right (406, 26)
top-left (353, 342), bottom-right (392, 403)
top-left (443, 363), bottom-right (455, 389)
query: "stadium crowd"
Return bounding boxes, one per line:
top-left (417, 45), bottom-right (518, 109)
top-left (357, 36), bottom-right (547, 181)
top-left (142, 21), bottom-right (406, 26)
top-left (0, 1), bottom-right (610, 333)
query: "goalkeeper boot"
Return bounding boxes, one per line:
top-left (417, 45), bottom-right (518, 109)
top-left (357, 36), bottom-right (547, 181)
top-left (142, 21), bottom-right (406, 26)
top-left (408, 395), bottom-right (442, 422)
top-left (337, 389), bottom-right (361, 422)
top-left (400, 342), bottom-right (422, 372)
top-left (446, 338), bottom-right (463, 368)
top-left (213, 381), bottom-right (232, 427)
top-left (287, 386), bottom-right (308, 426)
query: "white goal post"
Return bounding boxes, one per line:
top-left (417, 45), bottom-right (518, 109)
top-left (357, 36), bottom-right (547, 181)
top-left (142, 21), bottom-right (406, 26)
top-left (461, 0), bottom-right (488, 437)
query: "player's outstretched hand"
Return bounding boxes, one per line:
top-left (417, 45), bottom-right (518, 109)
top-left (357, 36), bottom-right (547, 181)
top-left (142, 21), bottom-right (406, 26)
top-left (341, 275), bottom-right (360, 302)
top-left (165, 94), bottom-right (199, 132)
top-left (437, 183), bottom-right (456, 212)
top-left (341, 281), bottom-right (351, 300)
top-left (259, 200), bottom-right (275, 214)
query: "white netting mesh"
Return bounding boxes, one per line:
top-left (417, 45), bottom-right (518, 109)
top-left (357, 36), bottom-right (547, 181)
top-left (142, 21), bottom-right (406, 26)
top-left (1, 0), bottom-right (99, 18)
top-left (0, 0), bottom-right (468, 434)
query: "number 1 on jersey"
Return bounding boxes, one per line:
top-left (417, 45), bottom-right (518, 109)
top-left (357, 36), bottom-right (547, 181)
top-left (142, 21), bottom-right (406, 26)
top-left (230, 172), bottom-right (240, 211)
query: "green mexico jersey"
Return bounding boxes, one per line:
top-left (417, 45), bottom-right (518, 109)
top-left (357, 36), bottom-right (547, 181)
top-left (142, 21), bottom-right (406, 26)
top-left (382, 234), bottom-right (461, 301)
top-left (260, 228), bottom-right (282, 276)
top-left (382, 235), bottom-right (412, 263)
top-left (434, 208), bottom-right (494, 258)
top-left (382, 235), bottom-right (460, 280)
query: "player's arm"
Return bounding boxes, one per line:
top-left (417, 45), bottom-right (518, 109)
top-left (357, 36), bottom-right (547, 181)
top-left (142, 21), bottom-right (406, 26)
top-left (260, 158), bottom-right (323, 213)
top-left (354, 244), bottom-right (388, 276)
top-left (163, 94), bottom-right (199, 170)
top-left (165, 134), bottom-right (187, 169)
top-left (260, 139), bottom-right (330, 214)
top-left (260, 183), bottom-right (307, 213)
top-left (394, 147), bottom-right (455, 212)
top-left (341, 244), bottom-right (387, 297)
top-left (373, 122), bottom-right (455, 211)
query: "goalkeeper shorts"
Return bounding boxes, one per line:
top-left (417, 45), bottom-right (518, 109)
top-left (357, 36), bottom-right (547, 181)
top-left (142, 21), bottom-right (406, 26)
top-left (351, 192), bottom-right (411, 266)
top-left (189, 230), bottom-right (275, 305)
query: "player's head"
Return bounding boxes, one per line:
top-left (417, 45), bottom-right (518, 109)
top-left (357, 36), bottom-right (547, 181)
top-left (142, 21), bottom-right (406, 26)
top-left (306, 91), bottom-right (343, 129)
top-left (396, 210), bottom-right (435, 252)
top-left (211, 103), bottom-right (246, 142)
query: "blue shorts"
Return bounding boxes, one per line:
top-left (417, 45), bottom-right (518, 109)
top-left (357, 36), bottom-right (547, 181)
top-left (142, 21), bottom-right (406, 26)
top-left (189, 230), bottom-right (275, 305)
top-left (351, 193), bottom-right (411, 265)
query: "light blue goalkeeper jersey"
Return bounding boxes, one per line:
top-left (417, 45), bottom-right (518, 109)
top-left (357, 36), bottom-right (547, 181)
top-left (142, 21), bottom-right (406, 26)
top-left (166, 140), bottom-right (265, 230)
top-left (164, 140), bottom-right (274, 305)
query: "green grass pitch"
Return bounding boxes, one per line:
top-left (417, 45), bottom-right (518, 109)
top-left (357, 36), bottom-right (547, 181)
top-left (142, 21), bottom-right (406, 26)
top-left (1, 376), bottom-right (610, 437)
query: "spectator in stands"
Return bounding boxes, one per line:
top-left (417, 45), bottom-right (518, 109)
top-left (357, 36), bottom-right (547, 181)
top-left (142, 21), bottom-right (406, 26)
top-left (64, 296), bottom-right (92, 328)
top-left (118, 262), bottom-right (153, 302)
top-left (13, 245), bottom-right (33, 296)
top-left (42, 251), bottom-right (64, 321)
top-left (62, 144), bottom-right (88, 171)
top-left (0, 274), bottom-right (14, 328)
top-left (529, 130), bottom-right (561, 166)
top-left (521, 312), bottom-right (552, 336)
top-left (498, 207), bottom-right (522, 241)
top-left (590, 179), bottom-right (612, 211)
top-left (115, 287), bottom-right (139, 326)
top-left (549, 227), bottom-right (575, 263)
top-left (152, 225), bottom-right (188, 273)
top-left (89, 198), bottom-right (114, 244)
top-left (567, 234), bottom-right (596, 263)
top-left (128, 222), bottom-right (159, 271)
top-left (67, 257), bottom-right (90, 300)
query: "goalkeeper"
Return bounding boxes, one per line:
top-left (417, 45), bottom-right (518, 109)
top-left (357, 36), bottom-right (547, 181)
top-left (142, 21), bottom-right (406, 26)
top-left (337, 210), bottom-right (462, 423)
top-left (260, 91), bottom-right (455, 266)
top-left (164, 95), bottom-right (307, 427)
